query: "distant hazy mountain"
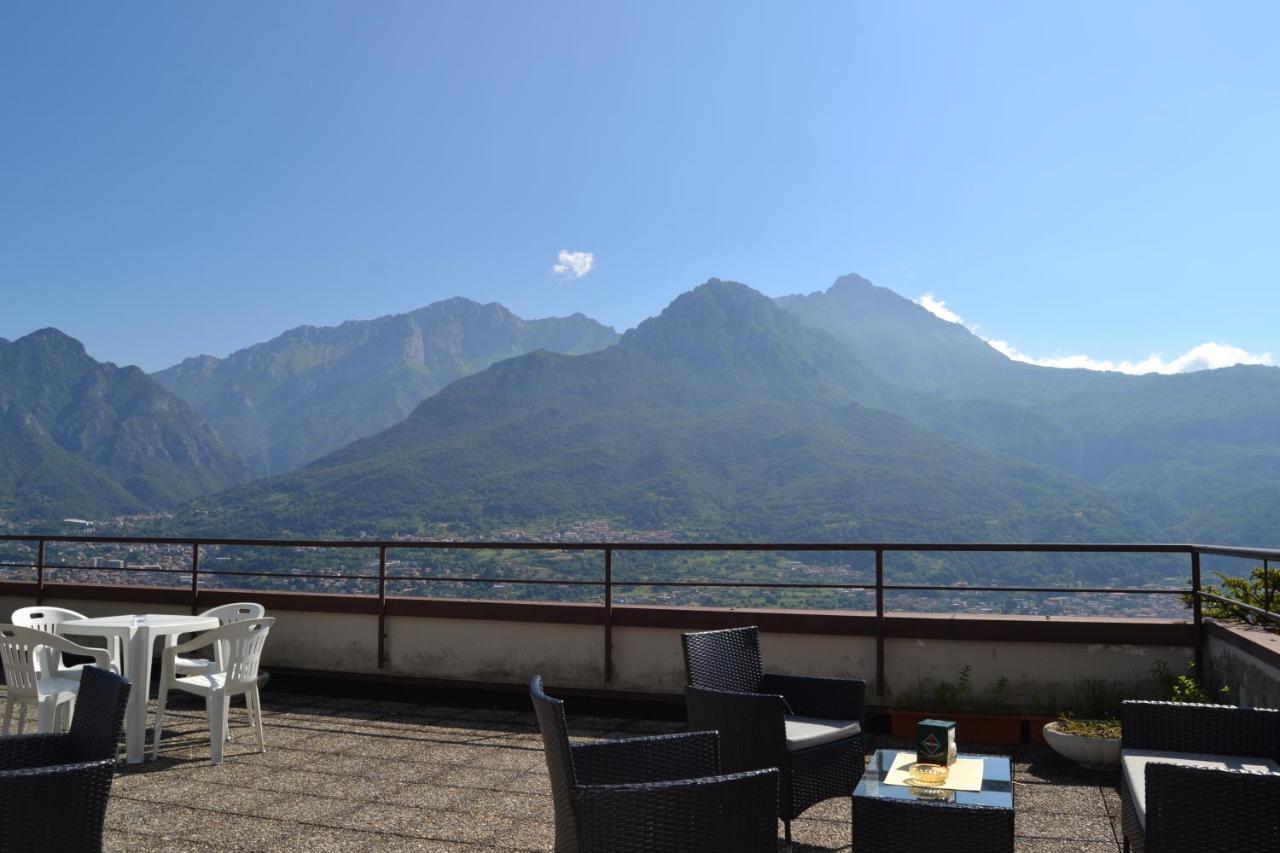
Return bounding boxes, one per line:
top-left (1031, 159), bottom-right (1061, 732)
top-left (187, 281), bottom-right (1151, 547)
top-left (776, 273), bottom-right (1018, 393)
top-left (154, 298), bottom-right (620, 474)
top-left (0, 329), bottom-right (248, 521)
top-left (775, 275), bottom-right (1280, 545)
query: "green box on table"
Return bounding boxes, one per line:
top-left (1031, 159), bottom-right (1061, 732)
top-left (916, 718), bottom-right (957, 766)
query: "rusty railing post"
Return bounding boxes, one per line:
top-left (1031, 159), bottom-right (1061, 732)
top-left (190, 542), bottom-right (201, 615)
top-left (35, 539), bottom-right (46, 605)
top-left (875, 547), bottom-right (886, 698)
top-left (603, 547), bottom-right (614, 684)
top-left (377, 545), bottom-right (388, 670)
top-left (1191, 549), bottom-right (1204, 677)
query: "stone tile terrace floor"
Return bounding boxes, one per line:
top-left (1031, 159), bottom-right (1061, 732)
top-left (3, 686), bottom-right (1127, 851)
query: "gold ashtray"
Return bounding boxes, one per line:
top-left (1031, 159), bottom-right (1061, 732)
top-left (906, 762), bottom-right (949, 786)
top-left (908, 783), bottom-right (953, 801)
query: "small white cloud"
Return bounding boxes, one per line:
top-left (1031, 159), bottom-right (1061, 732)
top-left (914, 292), bottom-right (964, 324)
top-left (916, 291), bottom-right (1273, 375)
top-left (552, 250), bottom-right (594, 279)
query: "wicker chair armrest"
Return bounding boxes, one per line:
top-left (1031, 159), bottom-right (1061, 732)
top-left (572, 731), bottom-right (719, 785)
top-left (0, 733), bottom-right (72, 770)
top-left (572, 768), bottom-right (780, 853)
top-left (685, 686), bottom-right (788, 773)
top-left (1121, 700), bottom-right (1280, 758)
top-left (760, 672), bottom-right (866, 722)
top-left (1144, 762), bottom-right (1280, 852)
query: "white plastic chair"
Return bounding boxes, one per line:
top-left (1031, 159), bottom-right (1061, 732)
top-left (10, 606), bottom-right (120, 677)
top-left (0, 624), bottom-right (115, 735)
top-left (169, 602), bottom-right (266, 676)
top-left (153, 617), bottom-right (274, 765)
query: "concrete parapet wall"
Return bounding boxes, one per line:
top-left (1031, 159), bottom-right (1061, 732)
top-left (1206, 621), bottom-right (1280, 708)
top-left (0, 586), bottom-right (1197, 706)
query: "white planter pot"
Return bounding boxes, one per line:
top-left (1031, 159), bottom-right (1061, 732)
top-left (1042, 722), bottom-right (1121, 770)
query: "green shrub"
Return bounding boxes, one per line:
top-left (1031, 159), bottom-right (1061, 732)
top-left (1150, 660), bottom-right (1228, 703)
top-left (1187, 564), bottom-right (1280, 635)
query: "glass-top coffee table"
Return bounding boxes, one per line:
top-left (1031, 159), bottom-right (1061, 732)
top-left (853, 749), bottom-right (1015, 852)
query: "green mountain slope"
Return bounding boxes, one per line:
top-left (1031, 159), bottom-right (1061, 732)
top-left (0, 329), bottom-right (248, 521)
top-left (187, 281), bottom-right (1150, 546)
top-left (0, 401), bottom-right (143, 519)
top-left (776, 275), bottom-right (1280, 546)
top-left (154, 298), bottom-right (619, 475)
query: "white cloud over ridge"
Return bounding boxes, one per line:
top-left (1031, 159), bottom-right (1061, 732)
top-left (912, 293), bottom-right (1273, 376)
top-left (915, 292), bottom-right (963, 325)
top-left (552, 250), bottom-right (594, 279)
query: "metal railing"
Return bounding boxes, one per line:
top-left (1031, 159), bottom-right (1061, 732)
top-left (1, 534), bottom-right (1277, 691)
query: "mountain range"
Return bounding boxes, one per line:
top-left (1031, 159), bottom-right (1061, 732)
top-left (4, 275), bottom-right (1278, 557)
top-left (187, 281), bottom-right (1151, 543)
top-left (182, 278), bottom-right (1280, 554)
top-left (153, 299), bottom-right (619, 474)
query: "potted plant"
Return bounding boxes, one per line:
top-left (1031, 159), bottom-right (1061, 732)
top-left (1040, 662), bottom-right (1227, 769)
top-left (1041, 716), bottom-right (1121, 769)
top-left (1039, 677), bottom-right (1125, 767)
top-left (1031, 676), bottom-right (1126, 751)
top-left (888, 668), bottom-right (1025, 746)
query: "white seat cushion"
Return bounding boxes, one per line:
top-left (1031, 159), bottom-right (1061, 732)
top-left (175, 672), bottom-right (229, 694)
top-left (34, 675), bottom-right (81, 702)
top-left (1121, 749), bottom-right (1280, 828)
top-left (784, 715), bottom-right (861, 752)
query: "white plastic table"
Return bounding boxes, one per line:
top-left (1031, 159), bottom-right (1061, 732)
top-left (61, 614), bottom-right (219, 763)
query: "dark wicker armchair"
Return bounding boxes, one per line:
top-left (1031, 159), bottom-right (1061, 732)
top-left (530, 675), bottom-right (779, 853)
top-left (0, 665), bottom-right (131, 852)
top-left (682, 625), bottom-right (865, 845)
top-left (1119, 700), bottom-right (1280, 853)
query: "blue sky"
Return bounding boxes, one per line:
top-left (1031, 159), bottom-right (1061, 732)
top-left (2, 2), bottom-right (1277, 373)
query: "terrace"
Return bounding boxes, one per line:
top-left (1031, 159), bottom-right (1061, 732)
top-left (1, 683), bottom-right (1130, 851)
top-left (2, 535), bottom-right (1278, 851)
